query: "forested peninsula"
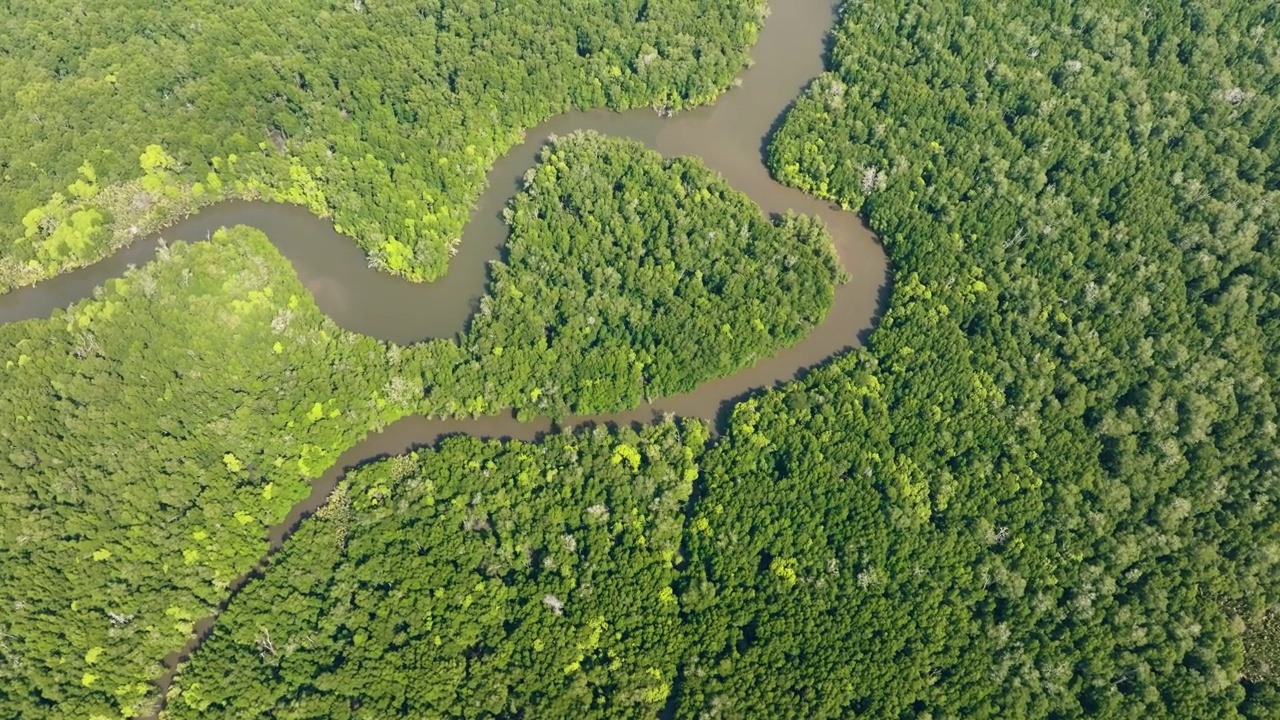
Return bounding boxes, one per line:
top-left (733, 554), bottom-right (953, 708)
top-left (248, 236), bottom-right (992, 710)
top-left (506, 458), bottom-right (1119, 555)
top-left (460, 132), bottom-right (840, 420)
top-left (2, 0), bottom-right (1280, 719)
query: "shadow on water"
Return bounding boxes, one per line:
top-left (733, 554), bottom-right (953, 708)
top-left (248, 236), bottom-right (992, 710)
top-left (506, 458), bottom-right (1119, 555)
top-left (759, 91), bottom-right (806, 167)
top-left (0, 0), bottom-right (889, 713)
top-left (757, 0), bottom-right (841, 164)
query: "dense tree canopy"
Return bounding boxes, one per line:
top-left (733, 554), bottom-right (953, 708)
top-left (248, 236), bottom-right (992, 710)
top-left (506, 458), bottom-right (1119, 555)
top-left (5, 0), bottom-right (1280, 718)
top-left (0, 0), bottom-right (763, 290)
top-left (166, 420), bottom-right (709, 718)
top-left (733, 0), bottom-right (1280, 715)
top-left (0, 133), bottom-right (834, 717)
top-left (167, 1), bottom-right (1280, 718)
top-left (460, 131), bottom-right (839, 419)
top-left (0, 227), bottom-right (415, 719)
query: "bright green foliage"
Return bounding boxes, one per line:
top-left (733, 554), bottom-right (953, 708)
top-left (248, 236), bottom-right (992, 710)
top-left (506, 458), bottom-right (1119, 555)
top-left (0, 141), bottom-right (838, 716)
top-left (0, 228), bottom-right (415, 718)
top-left (167, 1), bottom-right (1280, 717)
top-left (0, 0), bottom-right (765, 291)
top-left (461, 132), bottom-right (839, 418)
top-left (167, 419), bottom-right (708, 718)
top-left (7, 0), bottom-right (1280, 718)
top-left (138, 145), bottom-right (177, 176)
top-left (18, 177), bottom-right (108, 269)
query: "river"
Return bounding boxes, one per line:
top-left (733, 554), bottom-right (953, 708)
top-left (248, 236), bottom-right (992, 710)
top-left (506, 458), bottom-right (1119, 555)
top-left (0, 0), bottom-right (888, 702)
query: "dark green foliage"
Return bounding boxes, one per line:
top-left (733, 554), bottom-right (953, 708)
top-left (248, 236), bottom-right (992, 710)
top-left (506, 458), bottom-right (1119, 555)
top-left (0, 137), bottom-right (834, 717)
top-left (170, 1), bottom-right (1280, 717)
top-left (0, 228), bottom-right (414, 718)
top-left (676, 356), bottom-right (978, 719)
top-left (0, 0), bottom-right (763, 290)
top-left (706, 0), bottom-right (1280, 716)
top-left (463, 131), bottom-right (838, 418)
top-left (167, 420), bottom-right (709, 718)
top-left (7, 0), bottom-right (1280, 718)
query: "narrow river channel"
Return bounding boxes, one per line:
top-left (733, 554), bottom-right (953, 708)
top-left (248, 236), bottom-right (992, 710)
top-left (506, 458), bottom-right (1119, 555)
top-left (0, 0), bottom-right (889, 703)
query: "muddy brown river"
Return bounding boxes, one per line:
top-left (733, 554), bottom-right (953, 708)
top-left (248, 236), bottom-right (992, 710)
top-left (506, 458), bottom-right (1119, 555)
top-left (0, 0), bottom-right (888, 699)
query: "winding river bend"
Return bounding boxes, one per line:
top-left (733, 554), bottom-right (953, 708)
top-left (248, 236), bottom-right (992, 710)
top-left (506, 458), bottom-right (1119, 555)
top-left (0, 0), bottom-right (888, 696)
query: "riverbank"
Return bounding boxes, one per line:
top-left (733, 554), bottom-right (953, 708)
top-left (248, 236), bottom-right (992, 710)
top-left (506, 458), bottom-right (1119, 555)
top-left (0, 2), bottom-right (889, 717)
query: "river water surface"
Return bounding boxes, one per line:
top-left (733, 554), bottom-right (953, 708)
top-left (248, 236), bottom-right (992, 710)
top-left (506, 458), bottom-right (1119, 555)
top-left (0, 0), bottom-right (888, 697)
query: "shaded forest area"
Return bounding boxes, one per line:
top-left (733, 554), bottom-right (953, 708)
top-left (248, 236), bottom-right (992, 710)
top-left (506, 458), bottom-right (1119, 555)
top-left (0, 0), bottom-right (763, 290)
top-left (754, 0), bottom-right (1280, 716)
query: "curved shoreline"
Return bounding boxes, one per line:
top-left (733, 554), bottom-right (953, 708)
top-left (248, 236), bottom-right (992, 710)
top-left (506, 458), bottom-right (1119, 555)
top-left (0, 0), bottom-right (883, 348)
top-left (1, 0), bottom-right (889, 713)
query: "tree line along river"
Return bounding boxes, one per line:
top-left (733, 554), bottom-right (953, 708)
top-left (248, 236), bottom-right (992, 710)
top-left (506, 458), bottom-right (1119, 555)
top-left (0, 0), bottom-right (888, 690)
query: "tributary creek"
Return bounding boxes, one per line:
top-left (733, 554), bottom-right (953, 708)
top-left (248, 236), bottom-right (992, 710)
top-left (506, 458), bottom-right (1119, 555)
top-left (0, 0), bottom-right (888, 696)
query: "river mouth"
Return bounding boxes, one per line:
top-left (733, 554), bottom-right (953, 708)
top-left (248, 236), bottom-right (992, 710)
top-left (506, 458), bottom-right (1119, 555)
top-left (1, 0), bottom-right (889, 706)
